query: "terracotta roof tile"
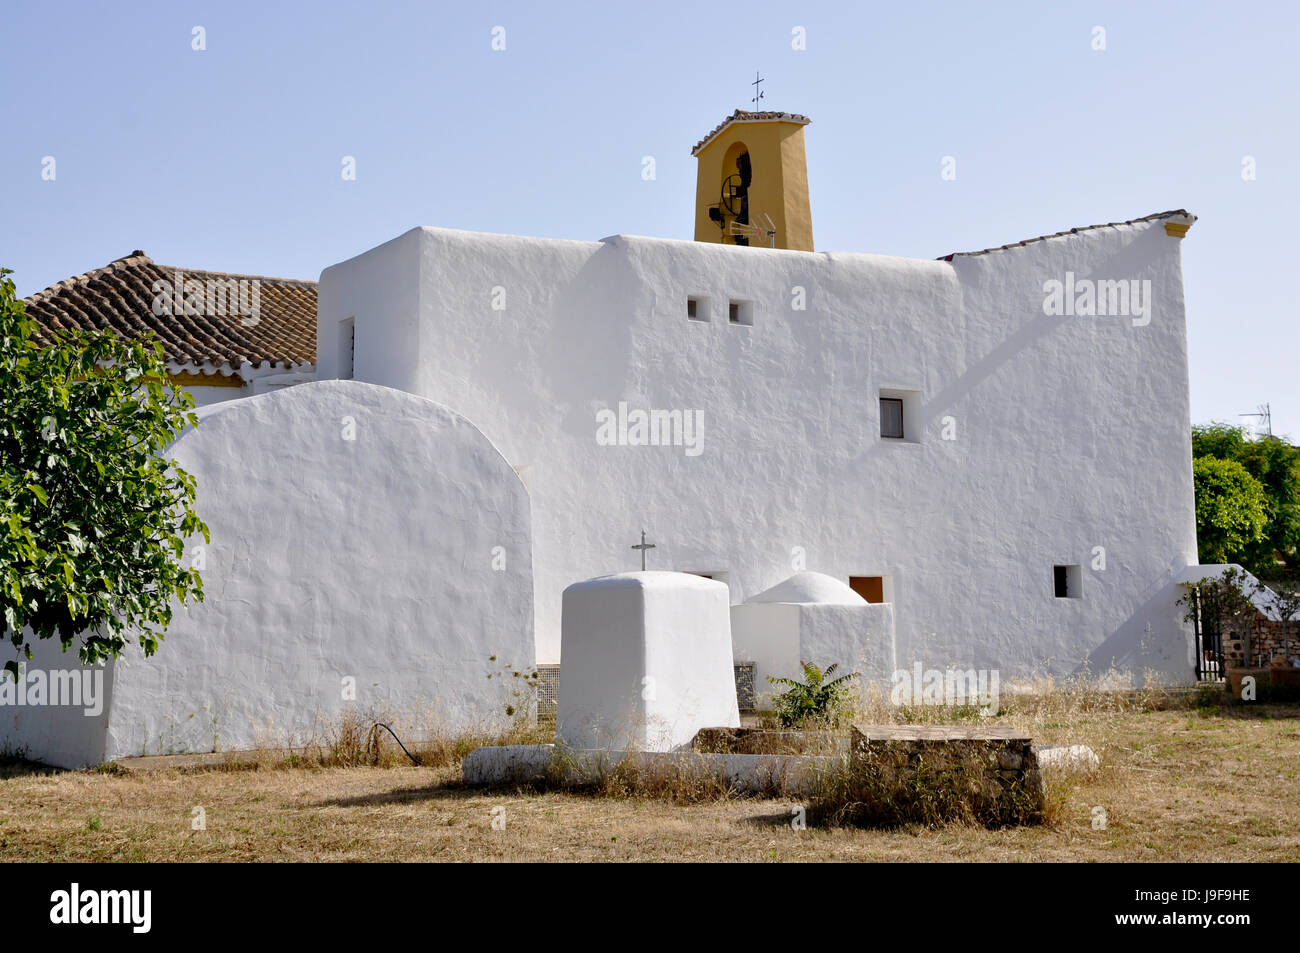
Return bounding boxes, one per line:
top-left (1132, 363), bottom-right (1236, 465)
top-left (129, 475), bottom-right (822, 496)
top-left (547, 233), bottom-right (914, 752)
top-left (691, 109), bottom-right (811, 156)
top-left (938, 210), bottom-right (1194, 260)
top-left (22, 251), bottom-right (316, 378)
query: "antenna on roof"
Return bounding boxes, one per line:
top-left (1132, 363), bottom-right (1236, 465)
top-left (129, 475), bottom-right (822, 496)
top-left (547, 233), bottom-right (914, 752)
top-left (729, 212), bottom-right (777, 248)
top-left (751, 71), bottom-right (765, 108)
top-left (1240, 403), bottom-right (1273, 439)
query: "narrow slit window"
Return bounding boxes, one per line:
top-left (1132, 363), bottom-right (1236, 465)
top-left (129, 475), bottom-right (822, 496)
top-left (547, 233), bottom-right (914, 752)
top-left (338, 317), bottom-right (355, 380)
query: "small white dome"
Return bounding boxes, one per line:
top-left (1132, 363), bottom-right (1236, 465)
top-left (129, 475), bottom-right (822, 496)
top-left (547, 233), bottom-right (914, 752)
top-left (746, 572), bottom-right (867, 605)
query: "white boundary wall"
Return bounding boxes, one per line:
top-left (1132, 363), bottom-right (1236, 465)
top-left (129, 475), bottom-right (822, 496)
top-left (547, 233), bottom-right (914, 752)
top-left (3, 381), bottom-right (534, 767)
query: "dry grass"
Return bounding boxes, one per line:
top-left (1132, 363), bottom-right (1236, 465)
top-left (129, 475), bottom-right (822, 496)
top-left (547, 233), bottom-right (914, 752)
top-left (216, 707), bottom-right (554, 772)
top-left (0, 685), bottom-right (1297, 861)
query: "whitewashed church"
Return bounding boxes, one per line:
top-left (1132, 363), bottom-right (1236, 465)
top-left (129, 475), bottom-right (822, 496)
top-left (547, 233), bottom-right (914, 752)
top-left (5, 110), bottom-right (1209, 767)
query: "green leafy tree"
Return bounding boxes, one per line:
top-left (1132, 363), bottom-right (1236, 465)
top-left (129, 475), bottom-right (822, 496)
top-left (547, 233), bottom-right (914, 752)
top-left (0, 267), bottom-right (207, 678)
top-left (767, 661), bottom-right (859, 728)
top-left (1192, 456), bottom-right (1269, 566)
top-left (1193, 422), bottom-right (1300, 574)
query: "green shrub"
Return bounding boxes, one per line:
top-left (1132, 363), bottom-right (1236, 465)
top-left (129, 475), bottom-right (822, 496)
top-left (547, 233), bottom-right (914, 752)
top-left (767, 661), bottom-right (858, 728)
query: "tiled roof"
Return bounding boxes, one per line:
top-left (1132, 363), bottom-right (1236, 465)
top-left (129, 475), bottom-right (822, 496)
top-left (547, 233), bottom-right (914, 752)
top-left (691, 109), bottom-right (812, 156)
top-left (22, 251), bottom-right (316, 378)
top-left (939, 210), bottom-right (1194, 260)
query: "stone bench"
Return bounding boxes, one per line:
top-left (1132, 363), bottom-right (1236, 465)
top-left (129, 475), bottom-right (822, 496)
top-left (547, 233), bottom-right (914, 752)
top-left (844, 724), bottom-right (1044, 826)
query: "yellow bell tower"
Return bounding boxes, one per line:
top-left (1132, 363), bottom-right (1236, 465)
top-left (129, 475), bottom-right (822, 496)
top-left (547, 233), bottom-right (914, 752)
top-left (691, 110), bottom-right (813, 251)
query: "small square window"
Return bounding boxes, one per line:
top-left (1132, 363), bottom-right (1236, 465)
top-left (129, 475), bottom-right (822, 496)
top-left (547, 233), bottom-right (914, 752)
top-left (1054, 565), bottom-right (1082, 599)
top-left (687, 296), bottom-right (709, 322)
top-left (879, 387), bottom-right (921, 443)
top-left (728, 300), bottom-right (753, 326)
top-left (880, 398), bottom-right (904, 439)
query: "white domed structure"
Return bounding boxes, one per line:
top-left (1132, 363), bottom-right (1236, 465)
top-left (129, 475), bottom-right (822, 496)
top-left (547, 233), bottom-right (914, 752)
top-left (733, 572), bottom-right (893, 709)
top-left (747, 572), bottom-right (867, 606)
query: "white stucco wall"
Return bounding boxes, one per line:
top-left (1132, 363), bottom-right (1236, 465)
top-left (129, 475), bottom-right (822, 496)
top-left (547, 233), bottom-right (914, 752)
top-left (95, 379), bottom-right (534, 762)
top-left (730, 601), bottom-right (801, 703)
top-left (0, 635), bottom-right (112, 769)
top-left (732, 600), bottom-right (896, 708)
top-left (557, 572), bottom-right (739, 751)
top-left (796, 603), bottom-right (896, 688)
top-left (319, 217), bottom-right (1199, 684)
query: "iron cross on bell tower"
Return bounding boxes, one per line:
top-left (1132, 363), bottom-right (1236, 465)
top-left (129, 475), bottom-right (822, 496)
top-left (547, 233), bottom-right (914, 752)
top-left (631, 529), bottom-right (656, 571)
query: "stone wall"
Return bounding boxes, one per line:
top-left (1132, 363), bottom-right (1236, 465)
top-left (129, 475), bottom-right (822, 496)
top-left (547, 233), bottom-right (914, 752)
top-left (1251, 617), bottom-right (1300, 665)
top-left (841, 724), bottom-right (1045, 827)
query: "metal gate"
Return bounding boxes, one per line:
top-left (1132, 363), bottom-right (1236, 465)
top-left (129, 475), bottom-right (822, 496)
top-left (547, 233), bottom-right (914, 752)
top-left (1191, 586), bottom-right (1226, 682)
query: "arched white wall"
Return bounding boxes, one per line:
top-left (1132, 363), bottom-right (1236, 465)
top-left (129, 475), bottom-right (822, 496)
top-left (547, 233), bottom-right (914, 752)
top-left (103, 379), bottom-right (534, 760)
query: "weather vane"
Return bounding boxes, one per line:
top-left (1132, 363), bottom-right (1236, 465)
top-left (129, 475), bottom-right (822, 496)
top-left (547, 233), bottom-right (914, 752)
top-left (751, 71), bottom-right (765, 108)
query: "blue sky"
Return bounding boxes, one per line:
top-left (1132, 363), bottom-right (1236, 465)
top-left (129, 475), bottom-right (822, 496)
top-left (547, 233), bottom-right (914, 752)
top-left (2, 1), bottom-right (1296, 437)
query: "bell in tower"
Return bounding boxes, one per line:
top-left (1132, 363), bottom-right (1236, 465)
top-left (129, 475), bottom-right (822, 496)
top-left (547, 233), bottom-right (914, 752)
top-left (691, 108), bottom-right (813, 252)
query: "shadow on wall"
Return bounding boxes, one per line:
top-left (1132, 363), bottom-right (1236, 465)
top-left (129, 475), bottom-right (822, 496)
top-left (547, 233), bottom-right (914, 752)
top-left (913, 222), bottom-right (1174, 454)
top-left (552, 242), bottom-right (642, 441)
top-left (1081, 567), bottom-right (1195, 685)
